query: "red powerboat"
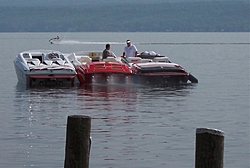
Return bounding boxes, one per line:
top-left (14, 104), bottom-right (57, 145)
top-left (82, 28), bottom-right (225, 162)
top-left (67, 51), bottom-right (134, 85)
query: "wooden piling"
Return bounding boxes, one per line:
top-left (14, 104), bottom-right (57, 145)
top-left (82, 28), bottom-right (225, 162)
top-left (64, 115), bottom-right (91, 168)
top-left (195, 128), bottom-right (224, 168)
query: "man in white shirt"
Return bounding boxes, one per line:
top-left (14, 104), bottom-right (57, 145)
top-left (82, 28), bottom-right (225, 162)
top-left (122, 40), bottom-right (138, 58)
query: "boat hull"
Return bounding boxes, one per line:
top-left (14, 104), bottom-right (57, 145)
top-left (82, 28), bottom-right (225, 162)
top-left (75, 61), bottom-right (134, 85)
top-left (14, 65), bottom-right (76, 87)
top-left (131, 62), bottom-right (194, 84)
top-left (13, 50), bottom-right (77, 87)
top-left (134, 73), bottom-right (189, 85)
top-left (68, 51), bottom-right (198, 85)
top-left (78, 73), bottom-right (134, 85)
top-left (133, 53), bottom-right (198, 84)
top-left (28, 74), bottom-right (75, 87)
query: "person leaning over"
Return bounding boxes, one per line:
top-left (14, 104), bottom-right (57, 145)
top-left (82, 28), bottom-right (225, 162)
top-left (122, 40), bottom-right (138, 58)
top-left (102, 44), bottom-right (115, 60)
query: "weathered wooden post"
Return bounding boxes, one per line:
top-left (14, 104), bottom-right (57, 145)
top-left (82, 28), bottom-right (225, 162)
top-left (64, 115), bottom-right (91, 168)
top-left (195, 128), bottom-right (224, 168)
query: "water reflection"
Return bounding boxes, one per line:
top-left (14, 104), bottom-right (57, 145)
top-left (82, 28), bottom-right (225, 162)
top-left (75, 83), bottom-right (195, 133)
top-left (14, 82), bottom-right (196, 117)
top-left (15, 81), bottom-right (75, 91)
top-left (77, 83), bottom-right (195, 98)
top-left (14, 82), bottom-right (77, 133)
top-left (14, 82), bottom-right (196, 126)
top-left (13, 82), bottom-right (196, 167)
top-left (77, 84), bottom-right (139, 99)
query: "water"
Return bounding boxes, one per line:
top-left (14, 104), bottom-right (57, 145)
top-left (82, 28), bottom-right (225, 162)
top-left (0, 32), bottom-right (249, 168)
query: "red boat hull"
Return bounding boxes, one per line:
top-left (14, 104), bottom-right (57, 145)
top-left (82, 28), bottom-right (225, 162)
top-left (76, 61), bottom-right (133, 84)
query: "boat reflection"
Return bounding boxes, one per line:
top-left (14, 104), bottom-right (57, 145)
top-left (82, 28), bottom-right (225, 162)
top-left (76, 83), bottom-right (196, 111)
top-left (77, 84), bottom-right (140, 111)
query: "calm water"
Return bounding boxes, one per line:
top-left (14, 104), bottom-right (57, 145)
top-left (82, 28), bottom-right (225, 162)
top-left (0, 32), bottom-right (249, 168)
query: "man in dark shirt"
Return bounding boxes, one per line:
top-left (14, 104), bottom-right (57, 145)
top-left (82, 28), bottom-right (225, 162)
top-left (102, 44), bottom-right (112, 60)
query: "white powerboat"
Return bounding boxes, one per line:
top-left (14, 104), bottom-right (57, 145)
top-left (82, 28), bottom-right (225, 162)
top-left (13, 50), bottom-right (77, 87)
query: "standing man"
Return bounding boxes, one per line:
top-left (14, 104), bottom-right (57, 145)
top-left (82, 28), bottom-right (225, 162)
top-left (122, 40), bottom-right (138, 58)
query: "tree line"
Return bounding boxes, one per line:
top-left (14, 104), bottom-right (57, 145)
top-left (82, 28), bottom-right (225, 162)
top-left (0, 1), bottom-right (249, 32)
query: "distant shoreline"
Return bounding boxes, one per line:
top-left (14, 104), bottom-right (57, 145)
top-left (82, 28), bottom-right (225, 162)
top-left (0, 1), bottom-right (249, 32)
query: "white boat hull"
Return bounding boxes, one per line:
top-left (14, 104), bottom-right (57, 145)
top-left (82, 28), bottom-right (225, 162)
top-left (13, 50), bottom-right (77, 87)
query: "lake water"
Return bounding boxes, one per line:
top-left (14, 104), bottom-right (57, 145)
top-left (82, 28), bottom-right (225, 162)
top-left (0, 32), bottom-right (249, 168)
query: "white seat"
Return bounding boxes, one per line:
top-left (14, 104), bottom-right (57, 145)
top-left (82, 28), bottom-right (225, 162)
top-left (153, 57), bottom-right (170, 63)
top-left (44, 60), bottom-right (53, 65)
top-left (141, 59), bottom-right (152, 63)
top-left (50, 58), bottom-right (65, 64)
top-left (103, 57), bottom-right (117, 62)
top-left (126, 57), bottom-right (142, 63)
top-left (52, 58), bottom-right (62, 61)
top-left (26, 58), bottom-right (40, 66)
top-left (79, 56), bottom-right (92, 63)
top-left (23, 53), bottom-right (32, 59)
